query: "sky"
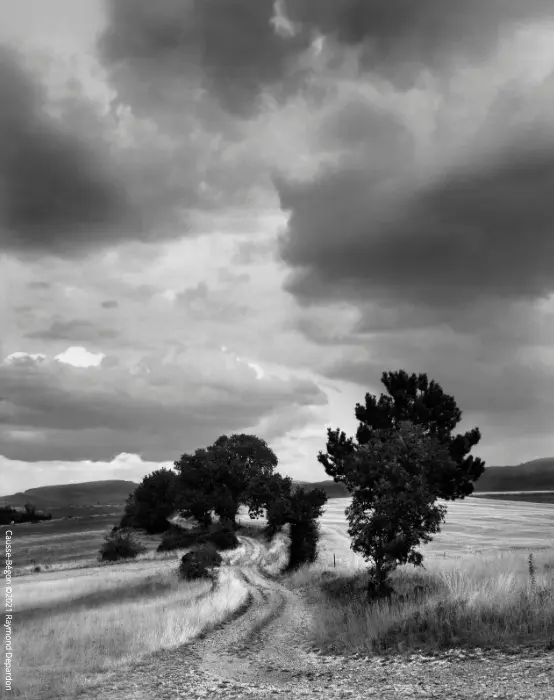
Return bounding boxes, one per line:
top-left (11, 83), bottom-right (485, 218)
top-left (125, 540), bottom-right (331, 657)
top-left (2, 0), bottom-right (554, 495)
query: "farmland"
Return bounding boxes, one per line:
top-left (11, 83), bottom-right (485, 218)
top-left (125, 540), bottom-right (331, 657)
top-left (1, 508), bottom-right (127, 572)
top-left (9, 495), bottom-right (554, 699)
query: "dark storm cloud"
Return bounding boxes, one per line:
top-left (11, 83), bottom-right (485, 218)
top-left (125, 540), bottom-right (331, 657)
top-left (0, 47), bottom-right (134, 257)
top-left (278, 125), bottom-right (554, 311)
top-left (283, 0), bottom-right (554, 86)
top-left (0, 46), bottom-right (224, 259)
top-left (25, 319), bottom-right (118, 342)
top-left (99, 0), bottom-right (310, 119)
top-left (321, 328), bottom-right (554, 428)
top-left (0, 353), bottom-right (327, 461)
top-left (101, 300), bottom-right (119, 309)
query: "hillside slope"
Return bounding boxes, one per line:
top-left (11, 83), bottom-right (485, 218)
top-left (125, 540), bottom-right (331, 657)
top-left (296, 457), bottom-right (554, 496)
top-left (1, 480), bottom-right (138, 507)
top-left (473, 458), bottom-right (554, 492)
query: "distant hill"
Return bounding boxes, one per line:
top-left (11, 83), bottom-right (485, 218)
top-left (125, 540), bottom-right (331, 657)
top-left (473, 458), bottom-right (554, 492)
top-left (294, 457), bottom-right (554, 497)
top-left (3, 457), bottom-right (553, 510)
top-left (0, 480), bottom-right (138, 508)
top-left (293, 479), bottom-right (350, 499)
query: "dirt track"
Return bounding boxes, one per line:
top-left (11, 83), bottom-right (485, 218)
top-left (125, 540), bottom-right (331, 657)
top-left (70, 535), bottom-right (327, 699)
top-left (69, 536), bottom-right (554, 700)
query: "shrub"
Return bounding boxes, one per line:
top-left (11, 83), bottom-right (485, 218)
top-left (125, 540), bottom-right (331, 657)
top-left (288, 518), bottom-right (321, 571)
top-left (99, 528), bottom-right (146, 562)
top-left (206, 521), bottom-right (239, 550)
top-left (157, 525), bottom-right (208, 552)
top-left (178, 544), bottom-right (222, 581)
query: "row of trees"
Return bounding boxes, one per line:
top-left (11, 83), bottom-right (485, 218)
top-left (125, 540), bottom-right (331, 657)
top-left (0, 503), bottom-right (52, 525)
top-left (122, 370), bottom-right (486, 598)
top-left (121, 433), bottom-right (328, 570)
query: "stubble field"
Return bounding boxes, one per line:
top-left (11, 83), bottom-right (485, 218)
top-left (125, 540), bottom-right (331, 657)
top-left (10, 496), bottom-right (554, 699)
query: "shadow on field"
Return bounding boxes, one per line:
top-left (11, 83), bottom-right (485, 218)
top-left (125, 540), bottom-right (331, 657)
top-left (16, 573), bottom-right (213, 625)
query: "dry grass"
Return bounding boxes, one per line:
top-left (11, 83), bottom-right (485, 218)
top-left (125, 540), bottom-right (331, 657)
top-left (286, 497), bottom-right (554, 657)
top-left (13, 531), bottom-right (289, 700)
top-left (14, 496), bottom-right (554, 698)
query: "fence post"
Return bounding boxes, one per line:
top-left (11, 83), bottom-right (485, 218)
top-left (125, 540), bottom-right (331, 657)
top-left (333, 553), bottom-right (336, 568)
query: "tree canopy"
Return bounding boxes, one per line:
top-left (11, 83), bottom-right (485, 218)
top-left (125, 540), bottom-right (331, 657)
top-left (319, 370), bottom-right (485, 501)
top-left (174, 433), bottom-right (279, 527)
top-left (317, 370), bottom-right (485, 600)
top-left (120, 467), bottom-right (178, 534)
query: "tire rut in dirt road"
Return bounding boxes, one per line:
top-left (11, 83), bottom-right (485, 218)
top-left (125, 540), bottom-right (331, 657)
top-left (69, 536), bottom-right (327, 699)
top-left (193, 537), bottom-right (326, 688)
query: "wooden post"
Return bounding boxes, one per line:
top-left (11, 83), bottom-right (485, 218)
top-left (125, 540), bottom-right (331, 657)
top-left (333, 553), bottom-right (336, 568)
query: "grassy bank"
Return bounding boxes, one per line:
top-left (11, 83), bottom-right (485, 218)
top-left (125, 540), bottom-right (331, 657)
top-left (288, 529), bottom-right (554, 657)
top-left (14, 529), bottom-right (289, 700)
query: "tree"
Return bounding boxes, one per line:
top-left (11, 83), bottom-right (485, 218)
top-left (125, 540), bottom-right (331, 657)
top-left (243, 472), bottom-right (293, 523)
top-left (24, 502), bottom-right (37, 520)
top-left (318, 371), bottom-right (485, 600)
top-left (120, 468), bottom-right (177, 534)
top-left (319, 370), bottom-right (485, 500)
top-left (285, 486), bottom-right (327, 570)
top-left (174, 449), bottom-right (216, 528)
top-left (99, 528), bottom-right (146, 561)
top-left (175, 434), bottom-right (278, 529)
top-left (345, 423), bottom-right (452, 598)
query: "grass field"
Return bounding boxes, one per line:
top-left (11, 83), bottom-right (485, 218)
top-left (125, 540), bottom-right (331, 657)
top-left (472, 492), bottom-right (554, 505)
top-left (12, 496), bottom-right (554, 698)
top-left (12, 527), bottom-right (288, 700)
top-left (1, 510), bottom-right (128, 572)
top-left (286, 496), bottom-right (554, 657)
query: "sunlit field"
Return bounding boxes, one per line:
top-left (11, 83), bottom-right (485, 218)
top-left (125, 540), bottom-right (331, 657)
top-left (286, 496), bottom-right (554, 657)
top-left (318, 496), bottom-right (554, 561)
top-left (2, 512), bottom-right (128, 572)
top-left (14, 495), bottom-right (554, 698)
top-left (13, 528), bottom-right (288, 700)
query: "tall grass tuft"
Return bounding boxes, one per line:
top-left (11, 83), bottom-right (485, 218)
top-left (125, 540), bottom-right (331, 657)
top-left (287, 542), bottom-right (554, 656)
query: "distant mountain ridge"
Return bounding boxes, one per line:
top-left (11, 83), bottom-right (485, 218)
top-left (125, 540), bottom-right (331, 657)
top-left (2, 457), bottom-right (553, 507)
top-left (472, 458), bottom-right (554, 492)
top-left (0, 480), bottom-right (138, 508)
top-left (296, 458), bottom-right (554, 497)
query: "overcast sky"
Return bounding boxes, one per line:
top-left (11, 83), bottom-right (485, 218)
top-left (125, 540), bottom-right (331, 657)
top-left (2, 0), bottom-right (554, 495)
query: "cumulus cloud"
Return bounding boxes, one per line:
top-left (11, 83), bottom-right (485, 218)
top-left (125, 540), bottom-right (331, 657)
top-left (277, 53), bottom-right (554, 316)
top-left (279, 125), bottom-right (554, 311)
top-left (282, 0), bottom-right (554, 86)
top-left (26, 319), bottom-right (118, 342)
top-left (98, 0), bottom-right (311, 119)
top-left (0, 47), bottom-right (132, 257)
top-left (0, 348), bottom-right (327, 462)
top-left (0, 43), bottom-right (266, 259)
top-left (272, 23), bottom-right (554, 461)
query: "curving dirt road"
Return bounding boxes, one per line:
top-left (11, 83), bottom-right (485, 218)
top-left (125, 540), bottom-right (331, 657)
top-left (70, 536), bottom-right (554, 700)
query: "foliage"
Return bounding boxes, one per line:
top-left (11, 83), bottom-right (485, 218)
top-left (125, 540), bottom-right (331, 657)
top-left (318, 370), bottom-right (485, 600)
top-left (285, 486), bottom-right (327, 571)
top-left (319, 370), bottom-right (485, 500)
top-left (207, 521), bottom-right (239, 550)
top-left (120, 468), bottom-right (177, 534)
top-left (0, 505), bottom-right (52, 525)
top-left (99, 528), bottom-right (146, 561)
top-left (157, 525), bottom-right (207, 552)
top-left (243, 472), bottom-right (294, 534)
top-left (178, 544), bottom-right (222, 581)
top-left (174, 433), bottom-right (278, 528)
top-left (157, 521), bottom-right (239, 553)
